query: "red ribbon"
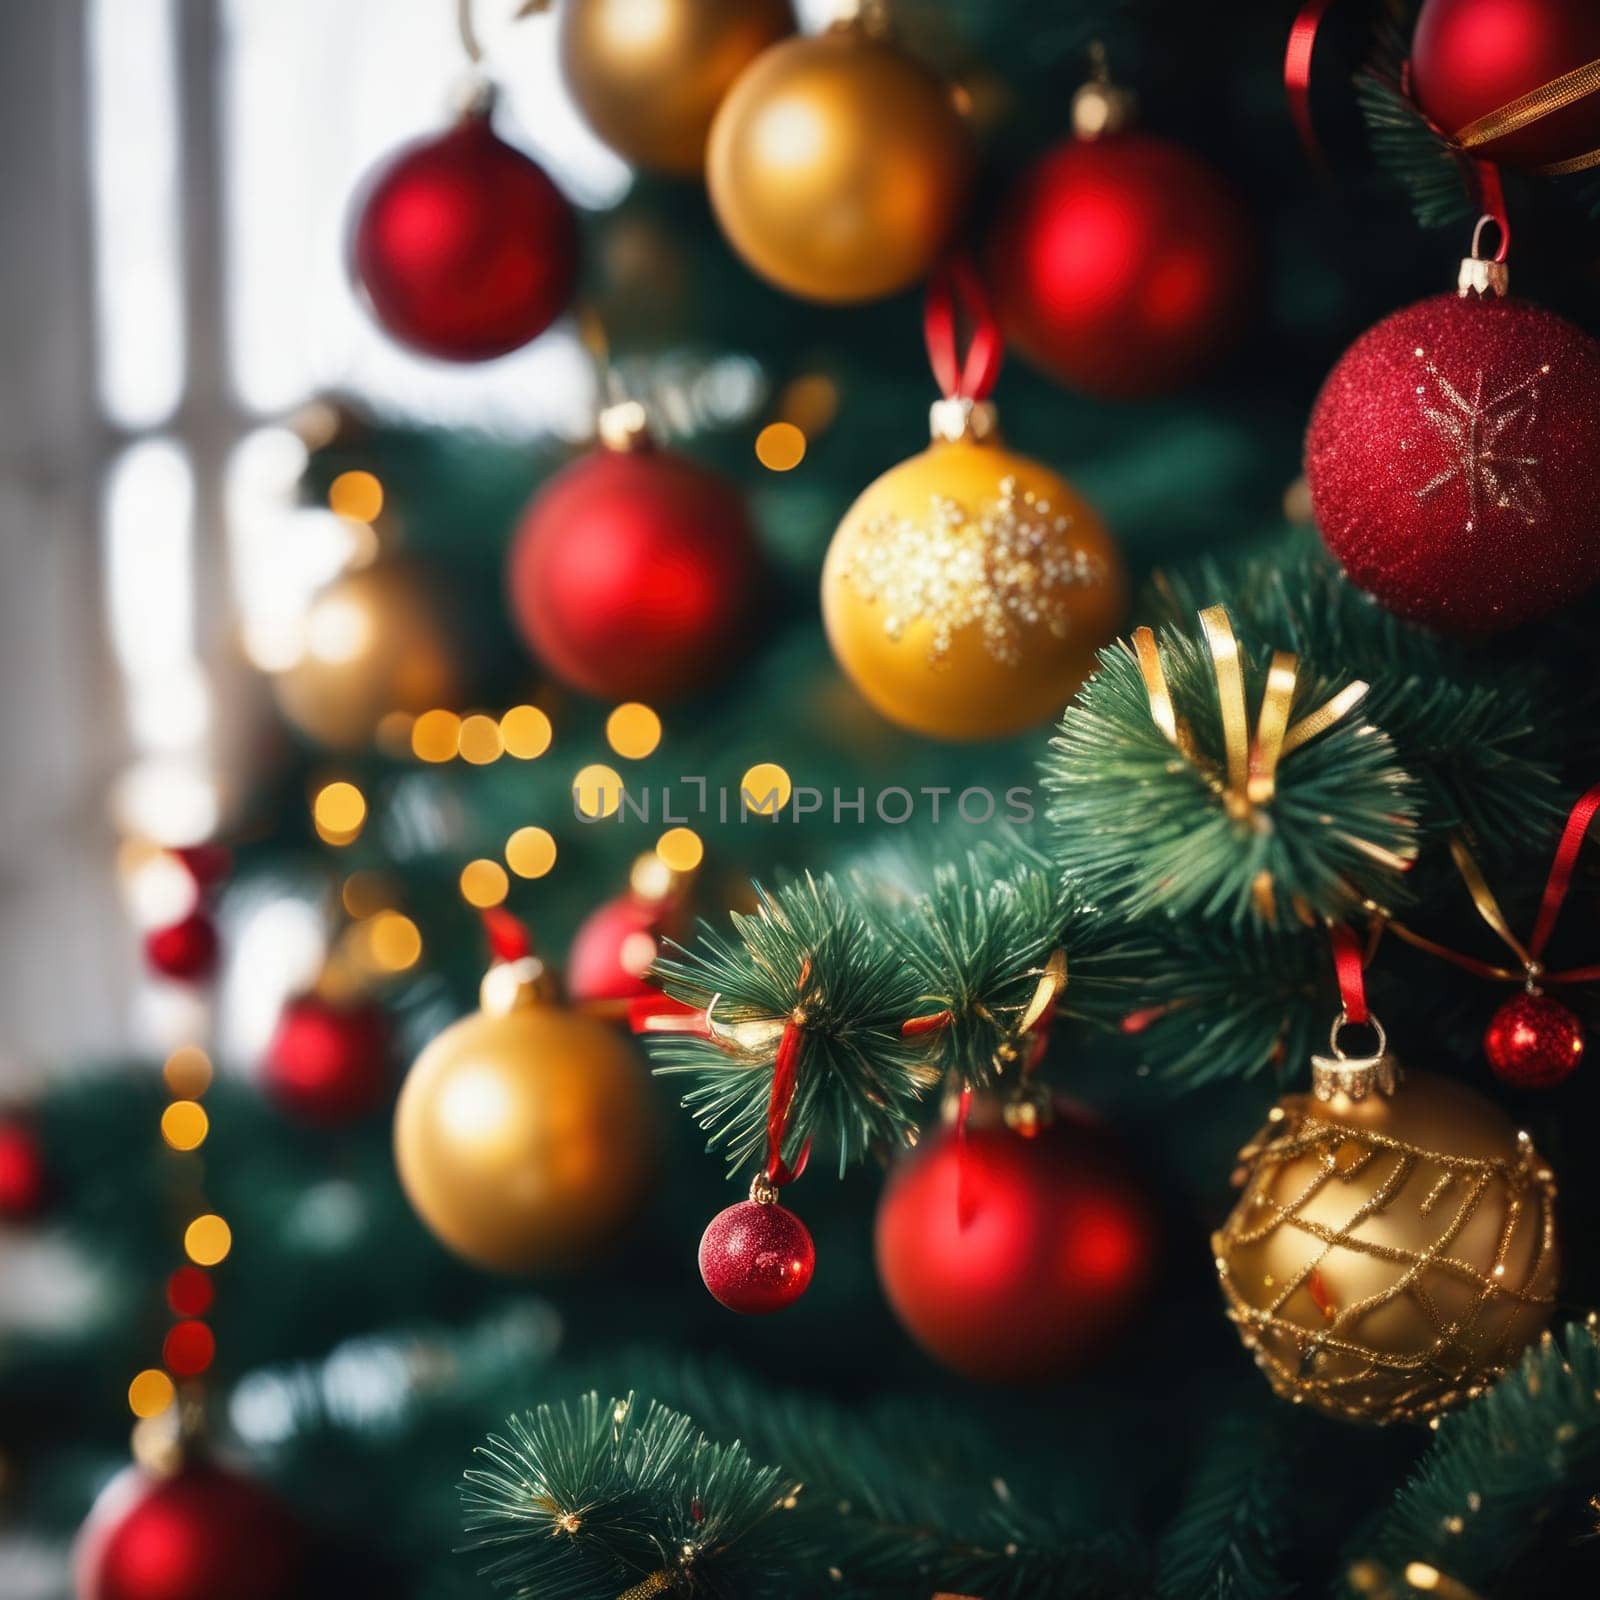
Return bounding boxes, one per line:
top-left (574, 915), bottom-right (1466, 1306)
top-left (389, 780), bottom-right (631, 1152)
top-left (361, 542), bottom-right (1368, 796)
top-left (763, 1016), bottom-right (811, 1187)
top-left (1528, 781), bottom-right (1600, 960)
top-left (1284, 0), bottom-right (1340, 174)
top-left (1328, 921), bottom-right (1370, 1025)
top-left (924, 256), bottom-right (1003, 403)
top-left (481, 907), bottom-right (532, 964)
top-left (953, 1084), bottom-right (976, 1230)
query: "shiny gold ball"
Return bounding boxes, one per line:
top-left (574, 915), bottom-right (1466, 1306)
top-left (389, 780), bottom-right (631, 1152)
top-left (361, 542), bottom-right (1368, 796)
top-left (560, 0), bottom-right (793, 176)
top-left (821, 419), bottom-right (1125, 740)
top-left (271, 562), bottom-right (461, 751)
top-left (1214, 1070), bottom-right (1559, 1425)
top-left (393, 992), bottom-right (654, 1273)
top-left (707, 22), bottom-right (974, 303)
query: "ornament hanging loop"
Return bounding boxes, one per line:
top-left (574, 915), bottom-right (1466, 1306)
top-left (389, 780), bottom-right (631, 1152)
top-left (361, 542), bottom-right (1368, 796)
top-left (1312, 1009), bottom-right (1397, 1103)
top-left (924, 256), bottom-right (1003, 443)
top-left (1459, 210), bottom-right (1510, 298)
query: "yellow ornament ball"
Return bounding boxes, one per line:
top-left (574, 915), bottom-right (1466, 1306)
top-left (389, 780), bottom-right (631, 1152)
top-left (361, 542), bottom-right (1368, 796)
top-left (560, 0), bottom-right (794, 176)
top-left (272, 562), bottom-right (461, 751)
top-left (1214, 1064), bottom-right (1559, 1425)
top-left (394, 959), bottom-right (654, 1273)
top-left (707, 19), bottom-right (974, 303)
top-left (821, 401), bottom-right (1126, 740)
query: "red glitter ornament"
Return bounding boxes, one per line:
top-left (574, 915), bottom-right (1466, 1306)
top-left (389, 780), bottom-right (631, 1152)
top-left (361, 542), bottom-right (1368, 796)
top-left (1412, 0), bottom-right (1600, 172)
top-left (698, 1194), bottom-right (815, 1314)
top-left (143, 913), bottom-right (219, 983)
top-left (75, 1462), bottom-right (304, 1600)
top-left (262, 993), bottom-right (391, 1126)
top-left (988, 117), bottom-right (1251, 397)
top-left (0, 1118), bottom-right (47, 1221)
top-left (874, 1101), bottom-right (1155, 1382)
top-left (349, 103), bottom-right (578, 362)
top-left (1305, 284), bottom-right (1600, 634)
top-left (508, 409), bottom-right (761, 701)
top-left (1484, 991), bottom-right (1584, 1087)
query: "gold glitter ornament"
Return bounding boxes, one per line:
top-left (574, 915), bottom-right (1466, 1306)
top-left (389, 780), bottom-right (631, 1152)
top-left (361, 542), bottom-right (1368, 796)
top-left (821, 399), bottom-right (1125, 740)
top-left (1214, 1029), bottom-right (1558, 1426)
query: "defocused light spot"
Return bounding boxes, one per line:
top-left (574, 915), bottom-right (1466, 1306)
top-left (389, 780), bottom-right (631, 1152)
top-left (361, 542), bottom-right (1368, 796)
top-left (313, 780), bottom-right (366, 844)
top-left (506, 827), bottom-right (558, 879)
top-left (411, 709), bottom-right (460, 763)
top-left (167, 1266), bottom-right (213, 1317)
top-left (619, 931), bottom-right (657, 975)
top-left (458, 713), bottom-right (503, 765)
top-left (631, 851), bottom-right (675, 900)
top-left (501, 705), bottom-right (552, 759)
top-left (756, 421), bottom-right (806, 472)
top-left (460, 858), bottom-right (509, 908)
top-left (367, 912), bottom-right (421, 972)
top-left (161, 1100), bottom-right (209, 1152)
top-left (606, 703), bottom-right (661, 759)
top-left (655, 826), bottom-right (703, 873)
top-left (778, 373), bottom-right (839, 435)
top-left (162, 1046), bottom-right (213, 1099)
top-left (375, 711), bottom-right (415, 755)
top-left (341, 871), bottom-right (394, 919)
top-left (305, 594), bottom-right (370, 664)
top-left (184, 1214), bottom-right (232, 1267)
top-left (740, 762), bottom-right (792, 815)
top-left (573, 763), bottom-right (624, 819)
top-left (129, 1369), bottom-right (175, 1419)
top-left (328, 470), bottom-right (383, 523)
top-left (163, 1319), bottom-right (215, 1377)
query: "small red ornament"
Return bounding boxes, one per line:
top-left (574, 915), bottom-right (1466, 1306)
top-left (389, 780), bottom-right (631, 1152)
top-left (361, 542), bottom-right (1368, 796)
top-left (698, 1193), bottom-right (814, 1314)
top-left (0, 1118), bottom-right (47, 1221)
top-left (568, 886), bottom-right (683, 1007)
top-left (874, 1100), bottom-right (1155, 1382)
top-left (1305, 278), bottom-right (1600, 634)
top-left (1484, 991), bottom-right (1584, 1086)
top-left (1412, 0), bottom-right (1600, 172)
top-left (262, 993), bottom-right (391, 1125)
top-left (143, 913), bottom-right (219, 983)
top-left (508, 407), bottom-right (761, 701)
top-left (349, 103), bottom-right (578, 362)
top-left (75, 1462), bottom-right (304, 1600)
top-left (988, 86), bottom-right (1251, 399)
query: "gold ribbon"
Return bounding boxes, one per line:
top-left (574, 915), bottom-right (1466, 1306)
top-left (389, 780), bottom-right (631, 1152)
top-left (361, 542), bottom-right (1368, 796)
top-left (1134, 606), bottom-right (1392, 917)
top-left (1447, 836), bottom-right (1534, 970)
top-left (1450, 53), bottom-right (1600, 175)
top-left (615, 1573), bottom-right (676, 1600)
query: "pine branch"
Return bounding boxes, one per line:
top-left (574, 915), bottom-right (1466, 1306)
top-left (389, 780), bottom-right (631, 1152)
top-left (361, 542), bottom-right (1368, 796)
top-left (1042, 616), bottom-right (1419, 926)
top-left (1347, 1319), bottom-right (1600, 1597)
top-left (1355, 65), bottom-right (1473, 233)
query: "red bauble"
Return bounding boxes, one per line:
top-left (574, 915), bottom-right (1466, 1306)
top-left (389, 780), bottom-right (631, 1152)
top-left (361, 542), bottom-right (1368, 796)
top-left (0, 1118), bottom-right (47, 1220)
top-left (262, 993), bottom-right (391, 1125)
top-left (349, 108), bottom-right (578, 362)
top-left (874, 1103), bottom-right (1155, 1382)
top-left (1305, 292), bottom-right (1600, 634)
top-left (567, 890), bottom-right (680, 1006)
top-left (75, 1463), bottom-right (304, 1600)
top-left (1413, 0), bottom-right (1600, 171)
top-left (1484, 991), bottom-right (1584, 1086)
top-left (698, 1196), bottom-right (815, 1314)
top-left (508, 431), bottom-right (761, 700)
top-left (143, 913), bottom-right (219, 983)
top-left (988, 133), bottom-right (1252, 399)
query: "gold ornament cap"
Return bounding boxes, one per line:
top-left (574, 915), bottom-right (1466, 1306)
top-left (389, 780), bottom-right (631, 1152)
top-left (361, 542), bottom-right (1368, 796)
top-left (597, 399), bottom-right (653, 453)
top-left (928, 397), bottom-right (998, 444)
top-left (1071, 78), bottom-right (1137, 139)
top-left (480, 955), bottom-right (555, 1015)
top-left (1458, 215), bottom-right (1509, 299)
top-left (1310, 1012), bottom-right (1398, 1104)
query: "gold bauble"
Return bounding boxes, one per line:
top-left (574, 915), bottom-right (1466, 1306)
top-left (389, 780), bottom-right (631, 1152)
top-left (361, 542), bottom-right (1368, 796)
top-left (706, 21), bottom-right (974, 303)
top-left (393, 963), bottom-right (654, 1273)
top-left (272, 562), bottom-right (460, 750)
top-left (820, 403), bottom-right (1125, 740)
top-left (560, 0), bottom-right (794, 176)
top-left (1214, 1069), bottom-right (1559, 1425)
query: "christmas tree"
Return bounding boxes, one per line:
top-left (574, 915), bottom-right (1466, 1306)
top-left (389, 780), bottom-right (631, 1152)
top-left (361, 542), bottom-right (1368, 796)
top-left (9, 1), bottom-right (1600, 1597)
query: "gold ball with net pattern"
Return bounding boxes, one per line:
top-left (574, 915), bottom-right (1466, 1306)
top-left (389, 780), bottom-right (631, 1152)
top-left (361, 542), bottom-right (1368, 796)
top-left (1213, 1069), bottom-right (1558, 1424)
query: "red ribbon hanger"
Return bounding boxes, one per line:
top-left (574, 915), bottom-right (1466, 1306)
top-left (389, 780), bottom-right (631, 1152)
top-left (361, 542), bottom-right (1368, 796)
top-left (924, 255), bottom-right (1003, 403)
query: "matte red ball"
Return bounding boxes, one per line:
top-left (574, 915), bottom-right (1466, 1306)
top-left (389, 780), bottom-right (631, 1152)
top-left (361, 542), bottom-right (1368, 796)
top-left (699, 1198), bottom-right (814, 1314)
top-left (567, 892), bottom-right (677, 1005)
top-left (509, 443), bottom-right (761, 700)
top-left (0, 1118), bottom-right (47, 1221)
top-left (875, 1104), bottom-right (1155, 1382)
top-left (1305, 293), bottom-right (1600, 634)
top-left (75, 1463), bottom-right (304, 1600)
top-left (349, 110), bottom-right (578, 362)
top-left (262, 993), bottom-right (391, 1125)
top-left (143, 914), bottom-right (219, 983)
top-left (1484, 991), bottom-right (1584, 1086)
top-left (1412, 0), bottom-right (1600, 170)
top-left (988, 133), bottom-right (1252, 399)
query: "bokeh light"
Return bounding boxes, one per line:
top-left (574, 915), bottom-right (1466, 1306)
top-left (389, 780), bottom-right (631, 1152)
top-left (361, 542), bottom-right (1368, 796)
top-left (184, 1214), bottom-right (232, 1267)
top-left (160, 1100), bottom-right (209, 1152)
top-left (167, 1266), bottom-right (213, 1318)
top-left (411, 709), bottom-right (461, 763)
top-left (163, 1320), bottom-right (216, 1377)
top-left (740, 762), bottom-right (792, 815)
top-left (341, 870), bottom-right (395, 919)
top-left (162, 1046), bottom-right (213, 1099)
top-left (328, 470), bottom-right (383, 522)
top-left (313, 780), bottom-right (366, 844)
top-left (501, 704), bottom-right (553, 759)
top-left (606, 703), bottom-right (661, 760)
top-left (573, 763), bottom-right (625, 819)
top-left (631, 851), bottom-right (676, 901)
top-left (460, 858), bottom-right (510, 908)
top-left (458, 713), bottom-right (504, 765)
top-left (505, 826), bottom-right (558, 879)
top-left (366, 911), bottom-right (422, 972)
top-left (128, 1369), bottom-right (175, 1419)
top-left (655, 826), bottom-right (703, 873)
top-left (755, 421), bottom-right (806, 471)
